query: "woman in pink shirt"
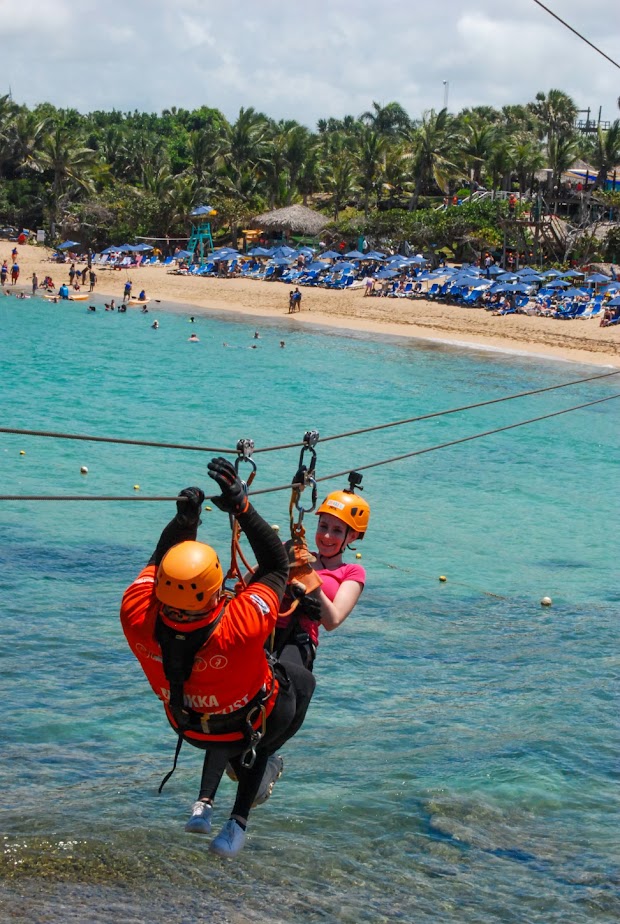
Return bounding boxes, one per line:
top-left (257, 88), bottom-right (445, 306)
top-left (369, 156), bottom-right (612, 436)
top-left (274, 488), bottom-right (370, 671)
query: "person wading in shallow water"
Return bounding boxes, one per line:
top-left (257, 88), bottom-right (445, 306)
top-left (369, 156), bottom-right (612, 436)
top-left (120, 458), bottom-right (316, 858)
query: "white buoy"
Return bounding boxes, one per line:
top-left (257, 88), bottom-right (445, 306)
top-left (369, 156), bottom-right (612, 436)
top-left (133, 484), bottom-right (140, 491)
top-left (356, 552), bottom-right (362, 559)
top-left (205, 505), bottom-right (212, 512)
top-left (271, 524), bottom-right (280, 532)
top-left (541, 596), bottom-right (552, 607)
top-left (439, 575), bottom-right (447, 582)
top-left (80, 466), bottom-right (88, 475)
top-left (19, 450), bottom-right (26, 456)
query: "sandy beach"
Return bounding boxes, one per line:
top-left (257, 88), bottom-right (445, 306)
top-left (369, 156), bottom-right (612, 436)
top-left (6, 244), bottom-right (620, 367)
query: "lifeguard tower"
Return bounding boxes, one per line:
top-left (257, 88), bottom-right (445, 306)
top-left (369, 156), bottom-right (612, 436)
top-left (187, 204), bottom-right (216, 264)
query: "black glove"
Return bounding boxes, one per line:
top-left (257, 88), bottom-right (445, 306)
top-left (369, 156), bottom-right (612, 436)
top-left (175, 486), bottom-right (205, 527)
top-left (290, 583), bottom-right (322, 622)
top-left (207, 457), bottom-right (249, 515)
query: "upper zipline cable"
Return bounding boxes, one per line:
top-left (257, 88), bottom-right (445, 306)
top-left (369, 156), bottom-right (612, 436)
top-left (1, 368), bottom-right (619, 456)
top-left (2, 391), bottom-right (618, 501)
top-left (531, 0), bottom-right (620, 72)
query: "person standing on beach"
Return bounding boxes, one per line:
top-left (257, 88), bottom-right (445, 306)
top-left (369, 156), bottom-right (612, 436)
top-left (32, 273), bottom-right (38, 295)
top-left (0, 261), bottom-right (7, 286)
top-left (120, 459), bottom-right (316, 858)
top-left (10, 262), bottom-right (19, 285)
top-left (89, 269), bottom-right (97, 292)
top-left (123, 280), bottom-right (132, 303)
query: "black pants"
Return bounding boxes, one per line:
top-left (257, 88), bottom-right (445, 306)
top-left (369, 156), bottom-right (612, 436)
top-left (197, 661), bottom-right (316, 819)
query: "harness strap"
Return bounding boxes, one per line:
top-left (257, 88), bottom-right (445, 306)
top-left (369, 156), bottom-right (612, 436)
top-left (158, 733), bottom-right (183, 794)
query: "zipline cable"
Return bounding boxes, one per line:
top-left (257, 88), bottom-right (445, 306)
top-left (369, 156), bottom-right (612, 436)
top-left (2, 368), bottom-right (619, 455)
top-left (2, 391), bottom-right (618, 501)
top-left (0, 427), bottom-right (235, 455)
top-left (531, 0), bottom-right (620, 72)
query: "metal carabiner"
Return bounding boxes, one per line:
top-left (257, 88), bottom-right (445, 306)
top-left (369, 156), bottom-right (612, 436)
top-left (297, 429), bottom-right (319, 477)
top-left (235, 438), bottom-right (257, 480)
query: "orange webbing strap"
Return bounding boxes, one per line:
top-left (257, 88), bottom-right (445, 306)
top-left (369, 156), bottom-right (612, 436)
top-left (224, 468), bottom-right (257, 592)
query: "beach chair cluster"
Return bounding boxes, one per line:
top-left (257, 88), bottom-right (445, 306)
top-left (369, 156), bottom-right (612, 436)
top-left (416, 264), bottom-right (619, 324)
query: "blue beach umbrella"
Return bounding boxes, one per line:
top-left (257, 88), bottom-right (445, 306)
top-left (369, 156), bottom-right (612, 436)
top-left (364, 251), bottom-right (387, 260)
top-left (101, 245), bottom-right (120, 254)
top-left (543, 268), bottom-right (565, 278)
top-left (375, 268), bottom-right (398, 279)
top-left (561, 287), bottom-right (589, 297)
top-left (191, 204), bottom-right (216, 216)
top-left (345, 250), bottom-right (366, 260)
top-left (270, 256), bottom-right (294, 266)
top-left (547, 279), bottom-right (570, 288)
top-left (410, 255), bottom-right (428, 264)
top-left (58, 240), bottom-right (81, 250)
top-left (585, 273), bottom-right (611, 283)
top-left (607, 296), bottom-right (620, 307)
top-left (248, 246), bottom-right (271, 256)
top-left (328, 262), bottom-right (357, 273)
top-left (132, 243), bottom-right (153, 252)
top-left (319, 250), bottom-right (342, 259)
top-left (562, 268), bottom-right (586, 278)
top-left (175, 250), bottom-right (193, 259)
top-left (304, 261), bottom-right (329, 272)
top-left (601, 282), bottom-right (620, 293)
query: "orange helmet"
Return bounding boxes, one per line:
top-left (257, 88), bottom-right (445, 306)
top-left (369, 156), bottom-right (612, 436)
top-left (156, 541), bottom-right (223, 611)
top-left (316, 491), bottom-right (370, 537)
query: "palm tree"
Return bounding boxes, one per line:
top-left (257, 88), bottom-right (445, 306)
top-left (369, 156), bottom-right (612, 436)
top-left (29, 124), bottom-right (96, 228)
top-left (361, 101), bottom-right (411, 138)
top-left (0, 94), bottom-right (18, 177)
top-left (10, 110), bottom-right (49, 174)
top-left (323, 132), bottom-right (357, 221)
top-left (459, 116), bottom-right (498, 186)
top-left (547, 134), bottom-right (580, 201)
top-left (585, 120), bottom-right (620, 190)
top-left (354, 126), bottom-right (385, 217)
top-left (532, 89), bottom-right (578, 141)
top-left (508, 132), bottom-right (545, 197)
top-left (403, 109), bottom-right (462, 211)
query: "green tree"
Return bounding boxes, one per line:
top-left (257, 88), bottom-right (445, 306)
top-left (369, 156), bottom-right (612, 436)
top-left (404, 109), bottom-right (463, 211)
top-left (585, 120), bottom-right (620, 190)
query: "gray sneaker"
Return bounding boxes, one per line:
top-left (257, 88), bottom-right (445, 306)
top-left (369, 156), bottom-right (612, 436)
top-left (209, 818), bottom-right (246, 858)
top-left (184, 800), bottom-right (212, 835)
top-left (252, 755), bottom-right (284, 807)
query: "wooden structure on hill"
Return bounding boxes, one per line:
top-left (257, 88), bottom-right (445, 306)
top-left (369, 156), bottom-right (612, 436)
top-left (500, 211), bottom-right (569, 265)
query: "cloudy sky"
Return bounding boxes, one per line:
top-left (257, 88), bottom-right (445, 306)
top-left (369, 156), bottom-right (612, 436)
top-left (2, 0), bottom-right (619, 127)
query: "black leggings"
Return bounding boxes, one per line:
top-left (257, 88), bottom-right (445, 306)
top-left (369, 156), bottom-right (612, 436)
top-left (197, 662), bottom-right (316, 819)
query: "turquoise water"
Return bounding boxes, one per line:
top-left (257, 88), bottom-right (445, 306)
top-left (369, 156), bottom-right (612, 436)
top-left (0, 295), bottom-right (618, 923)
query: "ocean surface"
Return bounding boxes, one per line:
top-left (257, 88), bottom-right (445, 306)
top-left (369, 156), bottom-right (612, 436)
top-left (0, 294), bottom-right (618, 923)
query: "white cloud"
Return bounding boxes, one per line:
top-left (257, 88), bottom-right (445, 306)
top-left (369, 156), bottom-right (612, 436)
top-left (1, 0), bottom-right (618, 126)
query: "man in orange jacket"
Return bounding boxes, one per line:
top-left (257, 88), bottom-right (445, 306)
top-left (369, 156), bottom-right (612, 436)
top-left (120, 457), bottom-right (315, 857)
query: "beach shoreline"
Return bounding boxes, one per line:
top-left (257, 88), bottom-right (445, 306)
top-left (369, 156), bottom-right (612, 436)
top-left (6, 245), bottom-right (620, 368)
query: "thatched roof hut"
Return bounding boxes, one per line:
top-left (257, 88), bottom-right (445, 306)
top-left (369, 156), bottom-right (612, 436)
top-left (250, 204), bottom-right (329, 236)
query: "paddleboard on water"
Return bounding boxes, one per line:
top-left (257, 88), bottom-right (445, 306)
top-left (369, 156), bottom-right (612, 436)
top-left (44, 293), bottom-right (89, 301)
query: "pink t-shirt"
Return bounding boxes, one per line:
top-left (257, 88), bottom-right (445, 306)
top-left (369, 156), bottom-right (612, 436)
top-left (277, 558), bottom-right (366, 646)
